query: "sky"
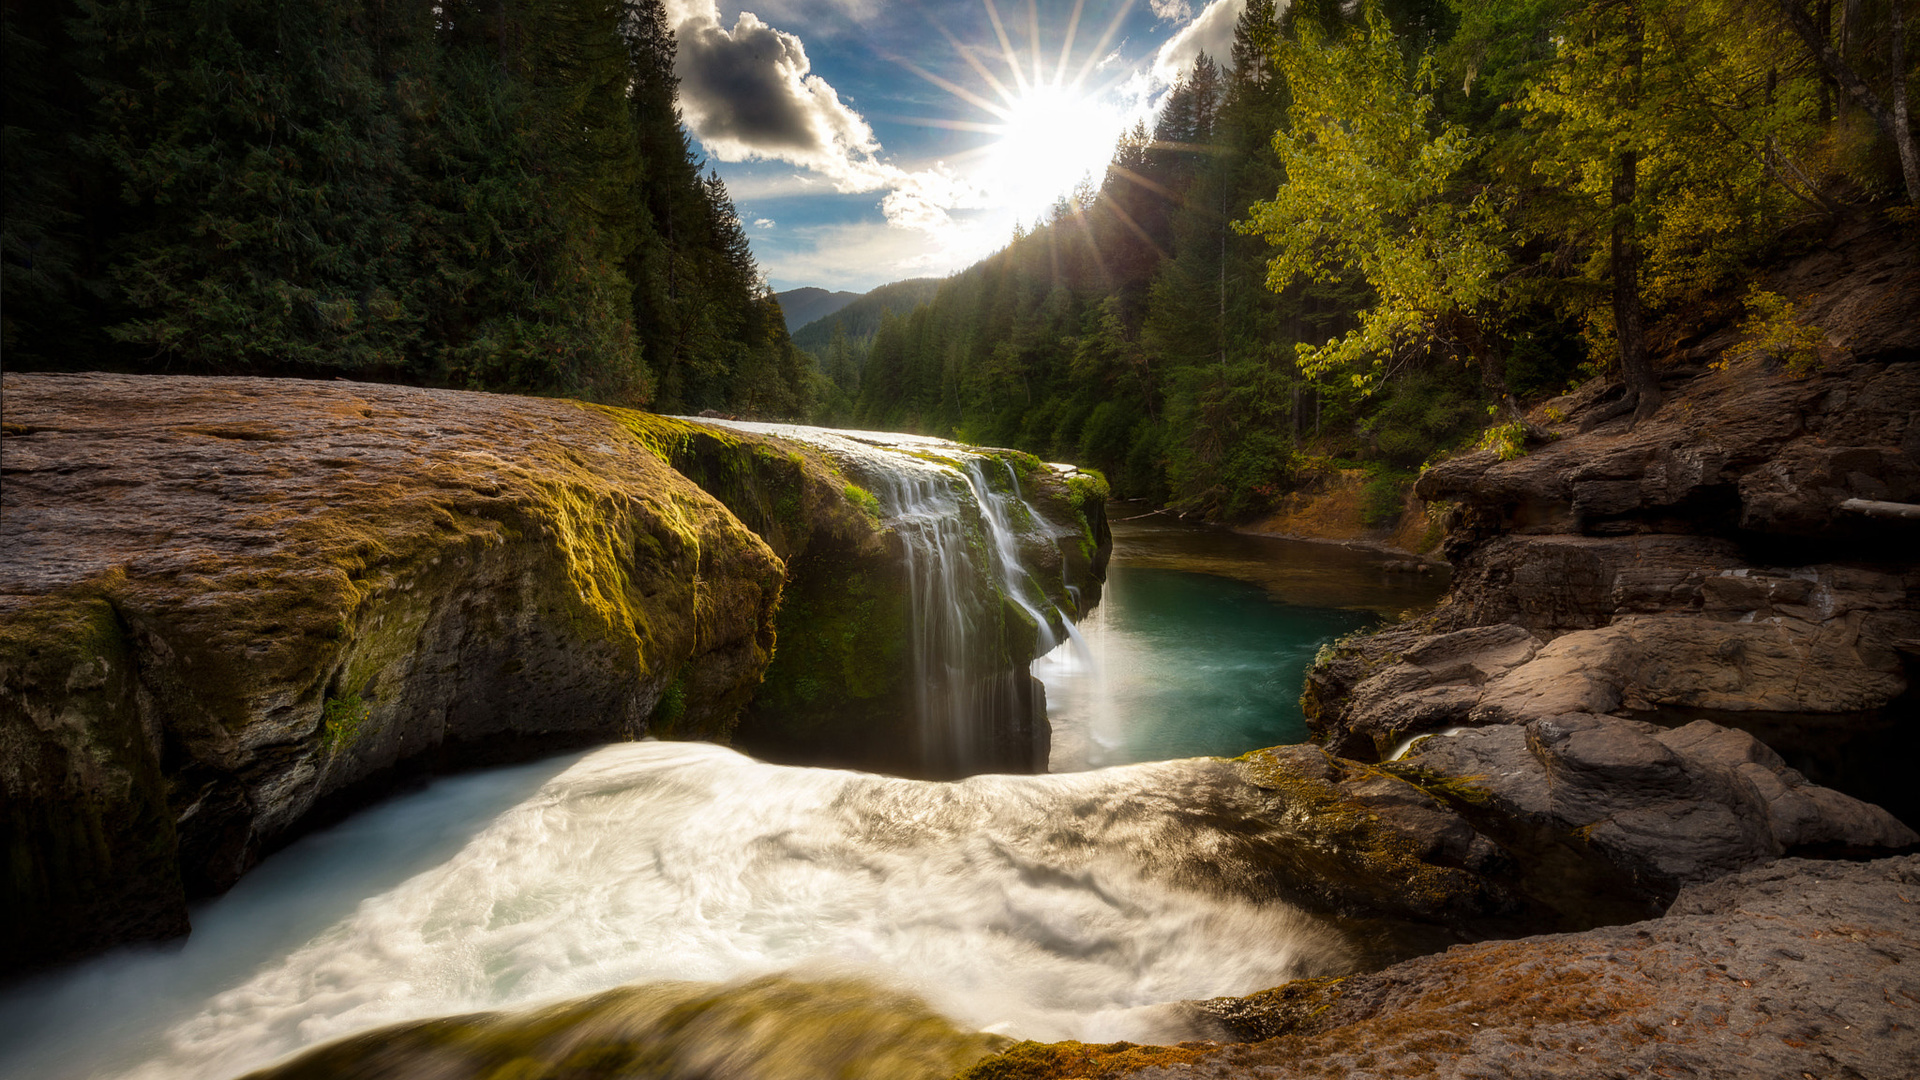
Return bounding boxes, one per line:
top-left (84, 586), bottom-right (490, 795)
top-left (663, 0), bottom-right (1249, 294)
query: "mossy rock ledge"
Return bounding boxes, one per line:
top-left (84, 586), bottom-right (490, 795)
top-left (0, 374), bottom-right (1108, 973)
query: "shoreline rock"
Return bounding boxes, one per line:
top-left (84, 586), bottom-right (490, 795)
top-left (967, 855), bottom-right (1920, 1079)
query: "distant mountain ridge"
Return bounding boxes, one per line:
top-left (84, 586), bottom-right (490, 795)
top-left (791, 278), bottom-right (944, 354)
top-left (772, 287), bottom-right (861, 332)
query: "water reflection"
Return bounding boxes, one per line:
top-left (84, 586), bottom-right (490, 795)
top-left (1043, 512), bottom-right (1447, 772)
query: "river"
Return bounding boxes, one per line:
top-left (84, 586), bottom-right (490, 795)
top-left (0, 511), bottom-right (1442, 1080)
top-left (1044, 513), bottom-right (1445, 771)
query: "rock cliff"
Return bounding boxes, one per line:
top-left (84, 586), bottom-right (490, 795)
top-left (957, 225), bottom-right (1920, 1077)
top-left (1, 375), bottom-right (784, 971)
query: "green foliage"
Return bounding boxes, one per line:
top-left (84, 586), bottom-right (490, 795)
top-left (649, 670), bottom-right (689, 733)
top-left (1476, 417), bottom-right (1529, 460)
top-left (321, 694), bottom-right (369, 751)
top-left (843, 483), bottom-right (882, 520)
top-left (1719, 288), bottom-right (1834, 379)
top-left (1361, 466), bottom-right (1415, 526)
top-left (1240, 7), bottom-right (1511, 392)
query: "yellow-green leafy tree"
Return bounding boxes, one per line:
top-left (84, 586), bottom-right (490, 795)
top-left (1238, 7), bottom-right (1522, 418)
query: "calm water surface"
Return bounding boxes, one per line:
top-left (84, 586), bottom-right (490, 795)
top-left (1042, 511), bottom-right (1446, 771)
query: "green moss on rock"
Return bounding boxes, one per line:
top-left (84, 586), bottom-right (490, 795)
top-left (243, 974), bottom-right (1006, 1080)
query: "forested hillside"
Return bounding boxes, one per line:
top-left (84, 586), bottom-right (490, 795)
top-left (849, 0), bottom-right (1918, 519)
top-left (1, 0), bottom-right (814, 417)
top-left (793, 277), bottom-right (944, 422)
top-left (773, 288), bottom-right (860, 333)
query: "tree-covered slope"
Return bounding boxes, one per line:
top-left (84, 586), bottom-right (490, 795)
top-left (774, 288), bottom-right (862, 332)
top-left (0, 0), bottom-right (816, 418)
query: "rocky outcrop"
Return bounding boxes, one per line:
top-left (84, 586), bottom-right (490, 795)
top-left (1305, 226), bottom-right (1920, 826)
top-left (965, 855), bottom-right (1920, 1079)
top-left (1402, 717), bottom-right (1914, 903)
top-left (1, 374), bottom-right (786, 971)
top-left (0, 375), bottom-right (1111, 973)
top-left (1224, 714), bottom-right (1913, 950)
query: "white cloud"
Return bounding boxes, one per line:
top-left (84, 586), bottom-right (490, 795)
top-left (673, 7), bottom-right (881, 180)
top-left (1151, 0), bottom-right (1195, 21)
top-left (1152, 0), bottom-right (1244, 85)
top-left (753, 218), bottom-right (777, 229)
top-left (666, 1), bottom-right (987, 235)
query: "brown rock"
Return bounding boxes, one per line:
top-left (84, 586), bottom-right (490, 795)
top-left (1137, 855), bottom-right (1920, 1080)
top-left (2, 374), bottom-right (787, 971)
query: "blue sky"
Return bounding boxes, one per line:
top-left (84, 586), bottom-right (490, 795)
top-left (664, 1), bottom-right (1250, 292)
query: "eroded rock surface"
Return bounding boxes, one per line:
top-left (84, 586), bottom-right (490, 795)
top-left (966, 855), bottom-right (1920, 1079)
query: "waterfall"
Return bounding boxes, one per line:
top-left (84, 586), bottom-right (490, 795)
top-left (687, 420), bottom-right (1091, 776)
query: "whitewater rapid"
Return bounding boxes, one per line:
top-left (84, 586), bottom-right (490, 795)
top-left (0, 741), bottom-right (1345, 1080)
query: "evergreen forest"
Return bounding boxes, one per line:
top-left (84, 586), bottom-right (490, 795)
top-left (2, 0), bottom-right (813, 416)
top-left (841, 0), bottom-right (1918, 519)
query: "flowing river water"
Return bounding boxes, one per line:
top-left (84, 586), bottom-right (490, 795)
top-left (0, 493), bottom-right (1444, 1079)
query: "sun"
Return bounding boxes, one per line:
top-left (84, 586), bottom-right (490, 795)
top-left (986, 83), bottom-right (1134, 217)
top-left (894, 0), bottom-right (1145, 226)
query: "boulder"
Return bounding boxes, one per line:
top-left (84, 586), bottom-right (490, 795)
top-left (1401, 716), bottom-right (1915, 904)
top-left (3, 374), bottom-right (791, 971)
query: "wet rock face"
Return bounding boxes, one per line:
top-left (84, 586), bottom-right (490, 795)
top-left (644, 419), bottom-right (1110, 779)
top-left (1, 374), bottom-right (786, 972)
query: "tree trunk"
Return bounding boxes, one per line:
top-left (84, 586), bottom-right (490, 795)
top-left (1773, 0), bottom-right (1920, 205)
top-left (1612, 147), bottom-right (1662, 427)
top-left (1610, 2), bottom-right (1661, 428)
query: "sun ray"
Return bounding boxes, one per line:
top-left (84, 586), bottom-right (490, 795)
top-left (893, 56), bottom-right (1014, 121)
top-left (1103, 165), bottom-right (1179, 203)
top-left (1026, 0), bottom-right (1044, 88)
top-left (924, 16), bottom-right (1021, 110)
top-left (878, 116), bottom-right (1014, 135)
top-left (1098, 196), bottom-right (1171, 262)
top-left (1054, 0), bottom-right (1088, 87)
top-left (1072, 0), bottom-right (1139, 90)
top-left (980, 0), bottom-right (1029, 96)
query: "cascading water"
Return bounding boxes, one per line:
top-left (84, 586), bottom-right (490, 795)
top-left (0, 742), bottom-right (1349, 1080)
top-left (689, 420), bottom-right (1092, 776)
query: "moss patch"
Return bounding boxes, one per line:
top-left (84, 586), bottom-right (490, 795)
top-left (956, 1039), bottom-right (1215, 1080)
top-left (246, 974), bottom-right (1005, 1080)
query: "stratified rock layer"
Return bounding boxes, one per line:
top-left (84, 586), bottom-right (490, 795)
top-left (964, 855), bottom-right (1920, 1079)
top-left (1304, 228), bottom-right (1920, 826)
top-left (1, 374), bottom-right (793, 972)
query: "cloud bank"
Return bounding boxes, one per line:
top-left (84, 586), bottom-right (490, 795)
top-left (667, 1), bottom-right (984, 235)
top-left (1152, 0), bottom-right (1244, 84)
